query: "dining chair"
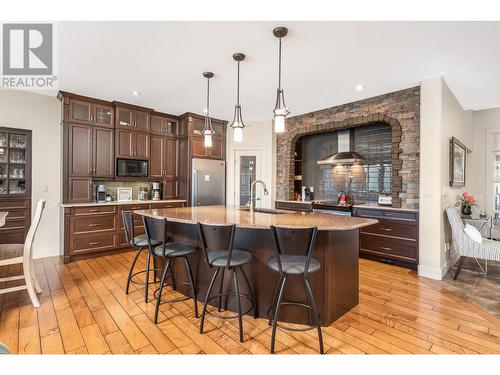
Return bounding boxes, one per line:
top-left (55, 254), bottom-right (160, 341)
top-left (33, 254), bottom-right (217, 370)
top-left (0, 199), bottom-right (45, 307)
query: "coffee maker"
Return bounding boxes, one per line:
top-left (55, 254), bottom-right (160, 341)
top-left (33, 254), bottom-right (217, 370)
top-left (150, 182), bottom-right (163, 201)
top-left (95, 185), bottom-right (106, 203)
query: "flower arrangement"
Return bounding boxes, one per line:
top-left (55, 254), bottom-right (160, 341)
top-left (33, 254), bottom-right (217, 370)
top-left (456, 192), bottom-right (476, 215)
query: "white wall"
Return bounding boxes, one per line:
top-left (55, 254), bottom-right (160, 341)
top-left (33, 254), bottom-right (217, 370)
top-left (0, 89), bottom-right (61, 258)
top-left (226, 121), bottom-right (275, 208)
top-left (418, 77), bottom-right (473, 280)
top-left (470, 108), bottom-right (500, 211)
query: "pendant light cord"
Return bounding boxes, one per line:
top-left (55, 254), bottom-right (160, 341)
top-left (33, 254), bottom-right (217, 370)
top-left (278, 37), bottom-right (282, 91)
top-left (237, 61), bottom-right (240, 106)
top-left (206, 77), bottom-right (210, 116)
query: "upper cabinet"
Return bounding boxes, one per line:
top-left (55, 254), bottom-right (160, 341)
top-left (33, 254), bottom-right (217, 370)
top-left (150, 113), bottom-right (178, 136)
top-left (114, 103), bottom-right (153, 132)
top-left (69, 99), bottom-right (113, 127)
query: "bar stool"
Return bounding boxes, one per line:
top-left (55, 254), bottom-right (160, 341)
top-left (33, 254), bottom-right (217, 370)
top-left (142, 216), bottom-right (199, 324)
top-left (122, 211), bottom-right (163, 303)
top-left (267, 225), bottom-right (324, 354)
top-left (197, 223), bottom-right (256, 342)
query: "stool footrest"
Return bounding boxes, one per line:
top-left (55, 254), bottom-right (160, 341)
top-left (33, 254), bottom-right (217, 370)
top-left (206, 292), bottom-right (254, 320)
top-left (153, 281), bottom-right (199, 304)
top-left (129, 268), bottom-right (162, 286)
top-left (267, 300), bottom-right (322, 331)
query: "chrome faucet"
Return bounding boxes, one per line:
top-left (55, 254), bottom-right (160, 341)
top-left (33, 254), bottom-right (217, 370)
top-left (248, 179), bottom-right (269, 214)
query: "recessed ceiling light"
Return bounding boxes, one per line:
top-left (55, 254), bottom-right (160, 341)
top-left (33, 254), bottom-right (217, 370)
top-left (131, 90), bottom-right (141, 96)
top-left (355, 84), bottom-right (364, 91)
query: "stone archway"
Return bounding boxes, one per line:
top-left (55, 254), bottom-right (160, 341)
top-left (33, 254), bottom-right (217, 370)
top-left (278, 113), bottom-right (404, 207)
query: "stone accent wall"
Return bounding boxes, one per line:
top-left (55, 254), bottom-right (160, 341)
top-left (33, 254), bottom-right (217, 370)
top-left (276, 86), bottom-right (420, 209)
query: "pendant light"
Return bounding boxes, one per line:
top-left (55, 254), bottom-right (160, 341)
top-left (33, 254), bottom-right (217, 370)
top-left (202, 72), bottom-right (215, 147)
top-left (230, 53), bottom-right (246, 142)
top-left (273, 26), bottom-right (290, 133)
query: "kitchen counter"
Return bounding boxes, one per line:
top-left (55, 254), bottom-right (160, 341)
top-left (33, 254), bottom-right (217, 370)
top-left (59, 199), bottom-right (186, 208)
top-left (135, 204), bottom-right (377, 231)
top-left (134, 204), bottom-right (377, 326)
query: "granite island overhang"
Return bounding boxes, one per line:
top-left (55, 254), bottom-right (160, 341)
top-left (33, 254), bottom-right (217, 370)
top-left (134, 205), bottom-right (378, 326)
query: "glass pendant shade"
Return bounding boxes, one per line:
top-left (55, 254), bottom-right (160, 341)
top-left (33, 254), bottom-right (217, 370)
top-left (274, 114), bottom-right (285, 133)
top-left (204, 132), bottom-right (213, 147)
top-left (233, 127), bottom-right (243, 142)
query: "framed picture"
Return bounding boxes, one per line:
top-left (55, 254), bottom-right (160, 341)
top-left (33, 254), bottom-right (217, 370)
top-left (117, 187), bottom-right (133, 201)
top-left (450, 137), bottom-right (467, 187)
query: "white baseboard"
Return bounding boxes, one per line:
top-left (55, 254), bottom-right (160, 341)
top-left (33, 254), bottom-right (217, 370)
top-left (417, 262), bottom-right (449, 280)
top-left (33, 247), bottom-right (62, 259)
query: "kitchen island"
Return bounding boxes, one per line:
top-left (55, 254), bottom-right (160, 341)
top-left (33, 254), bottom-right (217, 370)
top-left (134, 205), bottom-right (377, 326)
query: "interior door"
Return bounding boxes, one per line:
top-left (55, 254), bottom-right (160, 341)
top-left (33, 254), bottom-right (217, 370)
top-left (234, 150), bottom-right (263, 207)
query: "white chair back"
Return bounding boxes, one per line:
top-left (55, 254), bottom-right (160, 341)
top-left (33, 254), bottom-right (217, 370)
top-left (23, 199), bottom-right (46, 261)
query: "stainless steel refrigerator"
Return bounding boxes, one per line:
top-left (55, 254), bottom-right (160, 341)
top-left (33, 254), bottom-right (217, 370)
top-left (191, 158), bottom-right (226, 206)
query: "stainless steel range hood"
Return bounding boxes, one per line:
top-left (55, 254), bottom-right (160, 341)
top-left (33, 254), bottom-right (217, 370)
top-left (317, 129), bottom-right (366, 166)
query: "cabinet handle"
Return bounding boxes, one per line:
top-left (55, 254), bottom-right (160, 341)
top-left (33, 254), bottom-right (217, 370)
top-left (89, 223), bottom-right (102, 227)
top-left (380, 246), bottom-right (393, 251)
top-left (380, 227), bottom-right (392, 232)
top-left (89, 241), bottom-right (101, 245)
top-left (88, 209), bottom-right (99, 212)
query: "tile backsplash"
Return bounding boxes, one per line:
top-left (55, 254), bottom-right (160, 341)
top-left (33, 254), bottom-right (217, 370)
top-left (94, 180), bottom-right (150, 201)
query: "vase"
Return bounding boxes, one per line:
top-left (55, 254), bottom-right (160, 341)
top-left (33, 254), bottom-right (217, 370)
top-left (461, 204), bottom-right (472, 216)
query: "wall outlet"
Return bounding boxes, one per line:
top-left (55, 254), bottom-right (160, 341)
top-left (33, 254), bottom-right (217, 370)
top-left (42, 185), bottom-right (48, 193)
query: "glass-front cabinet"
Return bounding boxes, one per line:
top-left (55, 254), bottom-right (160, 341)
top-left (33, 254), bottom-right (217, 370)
top-left (0, 128), bottom-right (31, 196)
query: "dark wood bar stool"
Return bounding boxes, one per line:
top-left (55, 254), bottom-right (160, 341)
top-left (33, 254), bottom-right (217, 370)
top-left (197, 223), bottom-right (256, 342)
top-left (142, 216), bottom-right (199, 324)
top-left (122, 211), bottom-right (162, 303)
top-left (268, 225), bottom-right (324, 354)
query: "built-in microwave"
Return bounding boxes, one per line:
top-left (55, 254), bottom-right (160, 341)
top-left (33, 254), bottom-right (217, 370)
top-left (116, 159), bottom-right (148, 178)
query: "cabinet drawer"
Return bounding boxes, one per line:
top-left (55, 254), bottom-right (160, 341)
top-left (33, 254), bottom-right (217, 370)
top-left (360, 233), bottom-right (417, 261)
top-left (0, 217), bottom-right (29, 231)
top-left (0, 198), bottom-right (30, 210)
top-left (1, 208), bottom-right (30, 220)
top-left (74, 215), bottom-right (116, 234)
top-left (74, 205), bottom-right (116, 216)
top-left (354, 208), bottom-right (417, 222)
top-left (360, 218), bottom-right (417, 240)
top-left (73, 233), bottom-right (118, 254)
top-left (275, 201), bottom-right (313, 212)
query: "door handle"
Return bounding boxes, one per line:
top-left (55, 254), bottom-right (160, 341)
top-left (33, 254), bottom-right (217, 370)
top-left (380, 227), bottom-right (392, 232)
top-left (192, 170), bottom-right (198, 205)
top-left (89, 223), bottom-right (102, 227)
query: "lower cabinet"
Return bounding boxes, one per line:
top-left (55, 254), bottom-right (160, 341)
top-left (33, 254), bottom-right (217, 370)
top-left (0, 197), bottom-right (31, 244)
top-left (352, 207), bottom-right (419, 270)
top-left (63, 201), bottom-right (185, 262)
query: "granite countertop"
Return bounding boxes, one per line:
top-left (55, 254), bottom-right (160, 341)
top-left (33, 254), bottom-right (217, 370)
top-left (134, 205), bottom-right (378, 231)
top-left (59, 199), bottom-right (186, 208)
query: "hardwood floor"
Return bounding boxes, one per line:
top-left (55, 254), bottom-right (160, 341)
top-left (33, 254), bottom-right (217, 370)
top-left (1, 252), bottom-right (500, 354)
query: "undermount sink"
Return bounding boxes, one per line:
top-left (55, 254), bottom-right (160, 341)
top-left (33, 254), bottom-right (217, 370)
top-left (238, 207), bottom-right (289, 215)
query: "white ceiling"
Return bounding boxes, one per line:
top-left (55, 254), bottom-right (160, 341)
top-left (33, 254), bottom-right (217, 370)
top-left (56, 21), bottom-right (500, 121)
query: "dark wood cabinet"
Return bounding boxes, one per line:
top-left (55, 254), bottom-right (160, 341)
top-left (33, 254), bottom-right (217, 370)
top-left (115, 104), bottom-right (152, 132)
top-left (93, 127), bottom-right (114, 178)
top-left (68, 123), bottom-right (93, 177)
top-left (68, 177), bottom-right (92, 202)
top-left (275, 200), bottom-right (313, 212)
top-left (0, 197), bottom-right (31, 244)
top-left (115, 129), bottom-right (149, 159)
top-left (69, 99), bottom-right (113, 127)
top-left (63, 201), bottom-right (185, 262)
top-left (191, 136), bottom-right (223, 159)
top-left (150, 135), bottom-right (178, 196)
top-left (150, 135), bottom-right (165, 178)
top-left (68, 123), bottom-right (114, 179)
top-left (151, 113), bottom-right (178, 135)
top-left (352, 207), bottom-right (419, 270)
